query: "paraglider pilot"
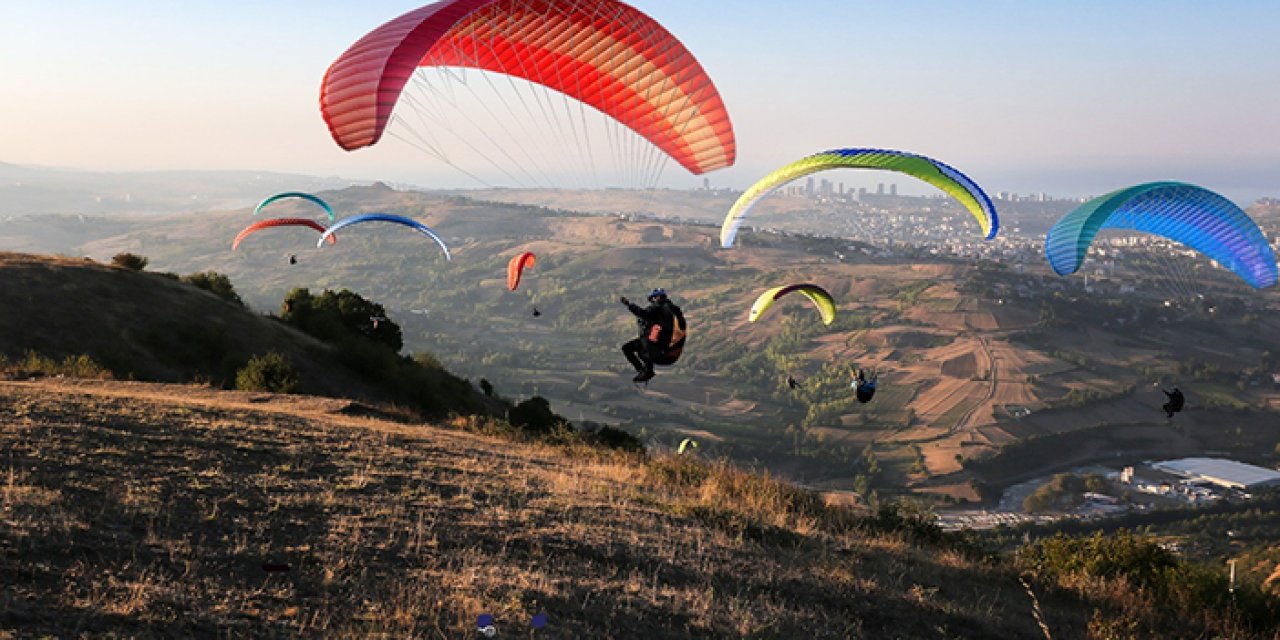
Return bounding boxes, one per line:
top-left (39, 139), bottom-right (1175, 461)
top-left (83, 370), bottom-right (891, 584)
top-left (854, 369), bottom-right (878, 404)
top-left (620, 288), bottom-right (686, 383)
top-left (1162, 387), bottom-right (1185, 419)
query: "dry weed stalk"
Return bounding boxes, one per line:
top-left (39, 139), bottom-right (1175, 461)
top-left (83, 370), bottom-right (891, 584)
top-left (1020, 575), bottom-right (1054, 640)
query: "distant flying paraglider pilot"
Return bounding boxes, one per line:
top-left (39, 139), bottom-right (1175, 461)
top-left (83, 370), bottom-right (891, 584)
top-left (289, 254), bottom-right (297, 265)
top-left (787, 375), bottom-right (801, 390)
top-left (1162, 387), bottom-right (1185, 419)
top-left (853, 369), bottom-right (878, 404)
top-left (532, 307), bottom-right (542, 318)
top-left (620, 288), bottom-right (687, 384)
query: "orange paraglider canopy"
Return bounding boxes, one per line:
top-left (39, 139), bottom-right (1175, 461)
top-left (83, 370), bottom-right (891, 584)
top-left (507, 251), bottom-right (537, 291)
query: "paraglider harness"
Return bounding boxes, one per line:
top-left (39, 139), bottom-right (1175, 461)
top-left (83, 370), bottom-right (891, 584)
top-left (638, 299), bottom-right (687, 365)
top-left (855, 368), bottom-right (878, 404)
top-left (621, 289), bottom-right (687, 378)
top-left (1162, 388), bottom-right (1185, 419)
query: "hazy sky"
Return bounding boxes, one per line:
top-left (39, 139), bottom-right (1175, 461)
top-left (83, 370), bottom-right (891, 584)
top-left (3, 1), bottom-right (1278, 198)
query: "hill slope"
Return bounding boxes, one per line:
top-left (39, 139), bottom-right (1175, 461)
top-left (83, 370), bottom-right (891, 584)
top-left (0, 252), bottom-right (500, 424)
top-left (0, 252), bottom-right (381, 397)
top-left (0, 378), bottom-right (1094, 638)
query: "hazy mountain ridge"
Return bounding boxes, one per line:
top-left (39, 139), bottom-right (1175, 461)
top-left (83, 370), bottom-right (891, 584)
top-left (0, 162), bottom-right (361, 216)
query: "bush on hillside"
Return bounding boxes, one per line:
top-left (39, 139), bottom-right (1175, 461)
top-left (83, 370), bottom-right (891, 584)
top-left (111, 253), bottom-right (148, 271)
top-left (274, 289), bottom-right (489, 417)
top-left (272, 288), bottom-right (587, 435)
top-left (0, 351), bottom-right (112, 380)
top-left (862, 500), bottom-right (957, 549)
top-left (282, 288), bottom-right (402, 352)
top-left (1018, 530), bottom-right (1280, 637)
top-left (235, 352), bottom-right (298, 393)
top-left (587, 425), bottom-right (643, 452)
top-left (508, 396), bottom-right (566, 435)
top-left (182, 271), bottom-right (243, 306)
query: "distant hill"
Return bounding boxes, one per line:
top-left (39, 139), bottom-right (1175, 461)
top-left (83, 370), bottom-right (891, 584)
top-left (0, 163), bottom-right (361, 216)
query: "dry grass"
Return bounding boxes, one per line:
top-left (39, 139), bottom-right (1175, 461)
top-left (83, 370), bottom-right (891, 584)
top-left (0, 379), bottom-right (1101, 638)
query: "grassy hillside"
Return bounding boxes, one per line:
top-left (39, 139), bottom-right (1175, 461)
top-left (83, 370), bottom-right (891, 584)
top-left (0, 378), bottom-right (1093, 638)
top-left (5, 379), bottom-right (1278, 638)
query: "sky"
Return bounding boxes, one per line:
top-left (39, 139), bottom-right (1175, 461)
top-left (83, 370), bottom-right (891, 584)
top-left (2, 1), bottom-right (1279, 199)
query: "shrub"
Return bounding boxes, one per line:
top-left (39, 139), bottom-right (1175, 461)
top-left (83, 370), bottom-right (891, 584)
top-left (1016, 530), bottom-right (1280, 636)
top-left (111, 253), bottom-right (148, 270)
top-left (508, 396), bottom-right (566, 435)
top-left (235, 352), bottom-right (298, 393)
top-left (413, 352), bottom-right (444, 370)
top-left (588, 425), bottom-right (642, 452)
top-left (1, 351), bottom-right (113, 380)
top-left (182, 271), bottom-right (243, 306)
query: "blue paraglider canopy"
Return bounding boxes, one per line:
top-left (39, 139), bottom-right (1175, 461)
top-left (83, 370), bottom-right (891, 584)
top-left (318, 213), bottom-right (451, 260)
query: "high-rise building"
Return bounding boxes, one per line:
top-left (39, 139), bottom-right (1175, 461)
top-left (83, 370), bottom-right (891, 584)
top-left (702, 178), bottom-right (710, 190)
top-left (890, 184), bottom-right (898, 196)
top-left (838, 182), bottom-right (845, 195)
top-left (877, 183), bottom-right (885, 195)
top-left (806, 177), bottom-right (815, 197)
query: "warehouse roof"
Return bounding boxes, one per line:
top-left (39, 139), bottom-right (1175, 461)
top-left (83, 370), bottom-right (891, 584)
top-left (1150, 458), bottom-right (1280, 490)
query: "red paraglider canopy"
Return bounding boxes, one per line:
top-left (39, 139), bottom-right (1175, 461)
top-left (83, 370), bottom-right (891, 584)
top-left (233, 218), bottom-right (335, 251)
top-left (320, 0), bottom-right (735, 175)
top-left (507, 251), bottom-right (537, 291)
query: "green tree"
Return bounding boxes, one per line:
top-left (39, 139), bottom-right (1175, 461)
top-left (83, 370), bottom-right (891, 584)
top-left (182, 271), bottom-right (243, 306)
top-left (1083, 473), bottom-right (1109, 494)
top-left (282, 288), bottom-right (403, 352)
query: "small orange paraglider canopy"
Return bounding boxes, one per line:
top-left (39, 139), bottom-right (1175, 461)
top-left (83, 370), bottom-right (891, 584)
top-left (507, 252), bottom-right (537, 292)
